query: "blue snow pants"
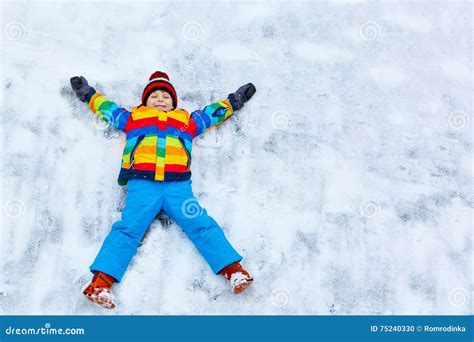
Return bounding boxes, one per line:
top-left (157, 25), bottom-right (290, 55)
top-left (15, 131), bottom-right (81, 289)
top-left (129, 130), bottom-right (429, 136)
top-left (89, 178), bottom-right (242, 282)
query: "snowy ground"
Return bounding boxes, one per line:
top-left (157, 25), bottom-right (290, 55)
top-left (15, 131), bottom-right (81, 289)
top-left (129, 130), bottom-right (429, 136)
top-left (1, 1), bottom-right (472, 315)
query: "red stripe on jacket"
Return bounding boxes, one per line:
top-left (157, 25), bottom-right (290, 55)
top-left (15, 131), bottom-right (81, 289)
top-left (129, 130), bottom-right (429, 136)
top-left (167, 116), bottom-right (198, 137)
top-left (125, 117), bottom-right (157, 132)
top-left (165, 164), bottom-right (188, 172)
top-left (133, 163), bottom-right (156, 171)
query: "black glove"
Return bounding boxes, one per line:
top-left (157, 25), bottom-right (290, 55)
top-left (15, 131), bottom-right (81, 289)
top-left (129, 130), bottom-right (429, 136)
top-left (70, 76), bottom-right (91, 102)
top-left (228, 83), bottom-right (256, 110)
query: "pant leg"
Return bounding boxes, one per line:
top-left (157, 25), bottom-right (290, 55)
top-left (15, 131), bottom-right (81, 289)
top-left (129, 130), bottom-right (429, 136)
top-left (90, 179), bottom-right (164, 282)
top-left (163, 179), bottom-right (242, 274)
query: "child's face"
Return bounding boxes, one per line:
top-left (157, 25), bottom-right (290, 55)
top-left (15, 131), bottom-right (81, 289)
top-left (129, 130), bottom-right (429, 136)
top-left (146, 89), bottom-right (174, 111)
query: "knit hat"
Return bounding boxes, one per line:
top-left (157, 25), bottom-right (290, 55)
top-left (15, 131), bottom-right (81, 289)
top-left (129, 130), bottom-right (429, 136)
top-left (141, 71), bottom-right (178, 108)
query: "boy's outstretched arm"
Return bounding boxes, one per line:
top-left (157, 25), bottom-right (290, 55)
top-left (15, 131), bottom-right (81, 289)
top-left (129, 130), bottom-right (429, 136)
top-left (190, 83), bottom-right (256, 137)
top-left (70, 76), bottom-right (131, 132)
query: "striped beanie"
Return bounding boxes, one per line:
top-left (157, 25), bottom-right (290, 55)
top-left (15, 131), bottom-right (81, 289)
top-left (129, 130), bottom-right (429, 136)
top-left (141, 71), bottom-right (178, 108)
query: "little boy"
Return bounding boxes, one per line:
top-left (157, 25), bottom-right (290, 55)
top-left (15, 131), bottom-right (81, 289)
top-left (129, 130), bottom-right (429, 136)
top-left (70, 71), bottom-right (256, 309)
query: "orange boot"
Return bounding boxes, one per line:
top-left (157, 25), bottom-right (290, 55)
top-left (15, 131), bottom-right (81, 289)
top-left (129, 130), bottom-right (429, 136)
top-left (220, 262), bottom-right (254, 294)
top-left (82, 272), bottom-right (116, 309)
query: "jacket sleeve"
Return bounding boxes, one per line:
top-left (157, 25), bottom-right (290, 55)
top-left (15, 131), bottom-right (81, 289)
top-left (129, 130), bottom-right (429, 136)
top-left (189, 98), bottom-right (235, 137)
top-left (84, 87), bottom-right (131, 132)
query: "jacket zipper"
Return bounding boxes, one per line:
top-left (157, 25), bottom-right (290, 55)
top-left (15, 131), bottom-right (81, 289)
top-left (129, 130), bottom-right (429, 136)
top-left (178, 137), bottom-right (191, 172)
top-left (129, 135), bottom-right (145, 169)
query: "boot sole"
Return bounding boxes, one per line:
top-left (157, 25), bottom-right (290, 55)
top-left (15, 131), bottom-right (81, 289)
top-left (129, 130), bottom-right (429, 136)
top-left (233, 279), bottom-right (254, 294)
top-left (81, 282), bottom-right (116, 310)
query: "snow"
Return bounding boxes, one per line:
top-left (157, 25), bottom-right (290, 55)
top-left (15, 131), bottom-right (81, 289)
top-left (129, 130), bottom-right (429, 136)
top-left (1, 1), bottom-right (472, 315)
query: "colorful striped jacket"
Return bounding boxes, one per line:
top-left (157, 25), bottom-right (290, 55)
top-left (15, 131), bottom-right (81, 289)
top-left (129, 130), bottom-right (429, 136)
top-left (85, 88), bottom-right (235, 185)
